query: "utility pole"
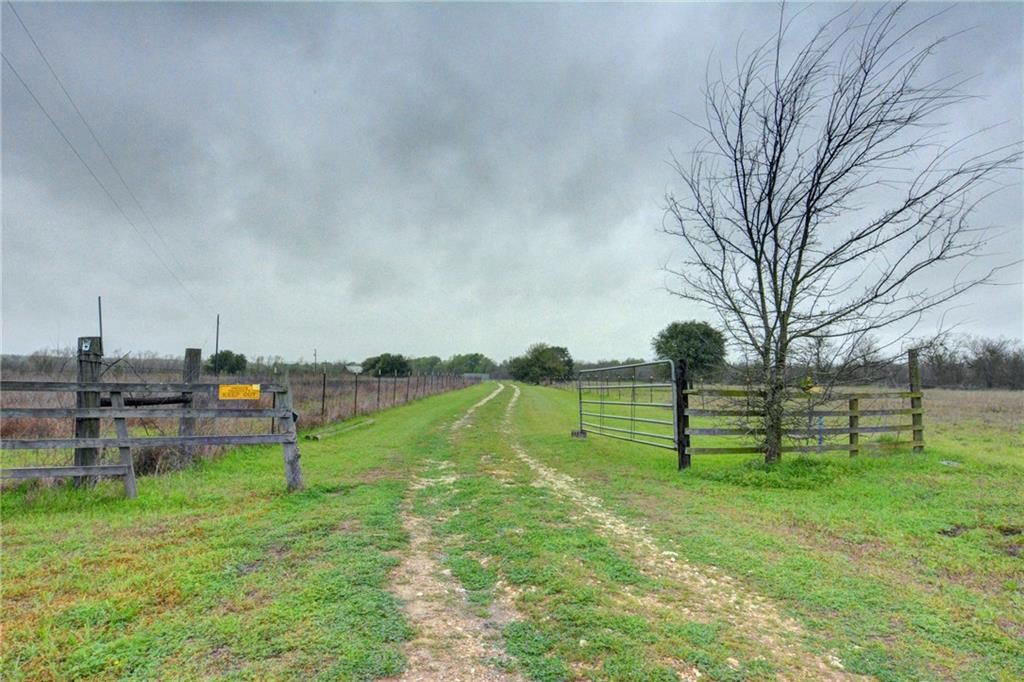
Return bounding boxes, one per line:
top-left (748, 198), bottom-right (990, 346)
top-left (214, 313), bottom-right (220, 375)
top-left (314, 348), bottom-right (318, 372)
top-left (97, 296), bottom-right (103, 343)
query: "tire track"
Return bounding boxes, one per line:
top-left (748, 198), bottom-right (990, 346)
top-left (389, 384), bottom-right (522, 681)
top-left (501, 384), bottom-right (864, 681)
top-left (452, 383), bottom-right (506, 431)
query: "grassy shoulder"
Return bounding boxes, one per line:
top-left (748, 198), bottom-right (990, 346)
top-left (5, 381), bottom-right (1020, 681)
top-left (0, 383), bottom-right (495, 681)
top-left (507, 384), bottom-right (1024, 681)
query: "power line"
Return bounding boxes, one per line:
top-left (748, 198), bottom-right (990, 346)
top-left (1, 52), bottom-right (206, 309)
top-left (5, 2), bottom-right (192, 277)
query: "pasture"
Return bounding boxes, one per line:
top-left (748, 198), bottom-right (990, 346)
top-left (2, 383), bottom-right (1021, 681)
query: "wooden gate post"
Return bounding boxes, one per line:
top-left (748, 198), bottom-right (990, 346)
top-left (109, 391), bottom-right (138, 498)
top-left (675, 359), bottom-right (691, 470)
top-left (279, 375), bottom-right (304, 491)
top-left (74, 336), bottom-right (103, 486)
top-left (908, 348), bottom-right (924, 453)
top-left (180, 348), bottom-right (201, 465)
top-left (848, 397), bottom-right (860, 457)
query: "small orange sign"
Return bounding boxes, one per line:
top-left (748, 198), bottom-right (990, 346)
top-left (218, 384), bottom-right (261, 400)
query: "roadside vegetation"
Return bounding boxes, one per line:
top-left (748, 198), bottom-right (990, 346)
top-left (2, 382), bottom-right (1021, 680)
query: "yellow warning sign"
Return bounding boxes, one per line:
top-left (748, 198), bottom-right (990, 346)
top-left (218, 384), bottom-right (261, 400)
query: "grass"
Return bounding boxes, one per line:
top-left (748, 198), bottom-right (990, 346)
top-left (1, 387), bottom-right (488, 680)
top-left (510, 385), bottom-right (1024, 681)
top-left (2, 381), bottom-right (1021, 680)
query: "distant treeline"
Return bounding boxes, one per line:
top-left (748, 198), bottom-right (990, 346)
top-left (913, 337), bottom-right (1024, 390)
top-left (5, 334), bottom-right (1021, 389)
top-left (709, 336), bottom-right (1024, 390)
top-left (0, 348), bottom-right (502, 379)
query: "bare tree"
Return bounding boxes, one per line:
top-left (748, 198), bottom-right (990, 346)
top-left (664, 3), bottom-right (1021, 462)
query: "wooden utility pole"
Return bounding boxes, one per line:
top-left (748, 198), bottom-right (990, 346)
top-left (74, 336), bottom-right (103, 486)
top-left (214, 314), bottom-right (220, 375)
top-left (180, 348), bottom-right (201, 465)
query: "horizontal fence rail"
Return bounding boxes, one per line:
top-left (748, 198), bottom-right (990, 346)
top-left (571, 349), bottom-right (925, 469)
top-left (0, 338), bottom-right (304, 497)
top-left (0, 381), bottom-right (289, 393)
top-left (680, 388), bottom-right (925, 456)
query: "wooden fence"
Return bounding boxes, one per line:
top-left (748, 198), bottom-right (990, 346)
top-left (682, 349), bottom-right (925, 457)
top-left (0, 337), bottom-right (303, 497)
top-left (569, 349), bottom-right (925, 465)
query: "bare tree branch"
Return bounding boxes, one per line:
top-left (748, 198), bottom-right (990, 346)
top-left (663, 2), bottom-right (1022, 462)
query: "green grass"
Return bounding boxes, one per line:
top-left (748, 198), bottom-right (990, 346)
top-left (1, 387), bottom-right (492, 681)
top-left (3, 381), bottom-right (1021, 680)
top-left (510, 385), bottom-right (1024, 681)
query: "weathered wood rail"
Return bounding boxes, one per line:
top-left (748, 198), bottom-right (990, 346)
top-left (572, 349), bottom-right (925, 466)
top-left (682, 390), bottom-right (924, 455)
top-left (682, 350), bottom-right (925, 457)
top-left (0, 337), bottom-right (304, 497)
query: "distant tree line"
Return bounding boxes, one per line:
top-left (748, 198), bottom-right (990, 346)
top-left (916, 337), bottom-right (1024, 390)
top-left (711, 335), bottom-right (1024, 391)
top-left (359, 352), bottom-right (498, 377)
top-left (5, 332), bottom-right (1020, 389)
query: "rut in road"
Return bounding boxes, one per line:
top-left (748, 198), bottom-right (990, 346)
top-left (389, 383), bottom-right (523, 682)
top-left (500, 384), bottom-right (866, 681)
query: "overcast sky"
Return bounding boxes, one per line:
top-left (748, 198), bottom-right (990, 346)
top-left (2, 2), bottom-right (1021, 364)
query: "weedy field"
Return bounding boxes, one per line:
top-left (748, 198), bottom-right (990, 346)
top-left (2, 383), bottom-right (1021, 681)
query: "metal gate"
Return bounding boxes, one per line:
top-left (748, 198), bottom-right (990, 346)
top-left (571, 359), bottom-right (690, 469)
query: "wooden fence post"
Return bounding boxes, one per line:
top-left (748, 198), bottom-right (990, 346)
top-left (180, 348), bottom-right (201, 465)
top-left (848, 397), bottom-right (859, 457)
top-left (909, 348), bottom-right (924, 452)
top-left (675, 359), bottom-right (690, 470)
top-left (110, 391), bottom-right (138, 498)
top-left (321, 371), bottom-right (327, 418)
top-left (279, 375), bottom-right (304, 491)
top-left (405, 373), bottom-right (411, 403)
top-left (352, 372), bottom-right (359, 417)
top-left (74, 336), bottom-right (103, 487)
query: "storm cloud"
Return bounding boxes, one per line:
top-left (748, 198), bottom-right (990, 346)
top-left (2, 2), bottom-right (1021, 362)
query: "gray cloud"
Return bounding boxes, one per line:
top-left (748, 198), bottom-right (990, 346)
top-left (3, 2), bottom-right (1021, 363)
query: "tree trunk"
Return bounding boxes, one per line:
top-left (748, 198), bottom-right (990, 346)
top-left (763, 364), bottom-right (786, 464)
